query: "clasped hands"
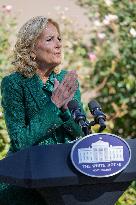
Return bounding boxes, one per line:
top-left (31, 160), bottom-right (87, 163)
top-left (51, 70), bottom-right (78, 111)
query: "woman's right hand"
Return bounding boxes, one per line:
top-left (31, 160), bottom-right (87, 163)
top-left (51, 70), bottom-right (78, 108)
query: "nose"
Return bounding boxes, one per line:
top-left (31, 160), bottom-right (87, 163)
top-left (55, 38), bottom-right (62, 48)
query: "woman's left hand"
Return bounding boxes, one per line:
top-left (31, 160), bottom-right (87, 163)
top-left (53, 77), bottom-right (77, 112)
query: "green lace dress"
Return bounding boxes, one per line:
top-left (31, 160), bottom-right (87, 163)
top-left (0, 69), bottom-right (84, 205)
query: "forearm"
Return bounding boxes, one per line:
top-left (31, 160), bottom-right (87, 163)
top-left (59, 108), bottom-right (84, 140)
top-left (5, 101), bottom-right (64, 152)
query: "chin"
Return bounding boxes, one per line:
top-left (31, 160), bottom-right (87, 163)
top-left (54, 60), bottom-right (61, 65)
top-left (51, 62), bottom-right (61, 68)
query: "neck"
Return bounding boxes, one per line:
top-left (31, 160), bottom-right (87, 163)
top-left (36, 63), bottom-right (55, 78)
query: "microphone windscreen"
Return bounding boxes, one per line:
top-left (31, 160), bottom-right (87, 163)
top-left (88, 100), bottom-right (101, 111)
top-left (67, 100), bottom-right (79, 112)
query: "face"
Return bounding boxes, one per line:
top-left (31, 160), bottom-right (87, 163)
top-left (33, 22), bottom-right (62, 69)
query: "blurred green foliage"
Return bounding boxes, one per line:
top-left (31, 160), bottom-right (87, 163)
top-left (75, 0), bottom-right (136, 204)
top-left (0, 5), bottom-right (16, 159)
top-left (75, 0), bottom-right (136, 138)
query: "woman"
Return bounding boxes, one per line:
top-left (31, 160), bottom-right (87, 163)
top-left (0, 16), bottom-right (84, 204)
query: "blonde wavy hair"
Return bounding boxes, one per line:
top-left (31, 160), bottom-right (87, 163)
top-left (12, 16), bottom-right (61, 78)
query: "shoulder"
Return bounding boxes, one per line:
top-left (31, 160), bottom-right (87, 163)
top-left (1, 72), bottom-right (25, 93)
top-left (1, 72), bottom-right (24, 86)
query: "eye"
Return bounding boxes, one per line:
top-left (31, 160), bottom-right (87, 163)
top-left (46, 37), bottom-right (62, 42)
top-left (46, 38), bottom-right (53, 41)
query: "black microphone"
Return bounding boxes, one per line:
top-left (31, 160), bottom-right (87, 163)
top-left (88, 100), bottom-right (106, 132)
top-left (68, 100), bottom-right (89, 135)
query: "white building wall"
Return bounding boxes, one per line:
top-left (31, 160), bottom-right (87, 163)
top-left (78, 142), bottom-right (124, 163)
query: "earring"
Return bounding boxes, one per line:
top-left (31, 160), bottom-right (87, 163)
top-left (31, 53), bottom-right (36, 61)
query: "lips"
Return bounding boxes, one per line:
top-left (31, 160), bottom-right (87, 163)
top-left (55, 52), bottom-right (61, 55)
